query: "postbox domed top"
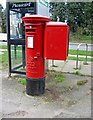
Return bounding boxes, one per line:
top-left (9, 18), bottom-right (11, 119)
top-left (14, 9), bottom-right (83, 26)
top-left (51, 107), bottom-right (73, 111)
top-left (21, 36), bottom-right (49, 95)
top-left (46, 22), bottom-right (68, 26)
top-left (22, 15), bottom-right (50, 23)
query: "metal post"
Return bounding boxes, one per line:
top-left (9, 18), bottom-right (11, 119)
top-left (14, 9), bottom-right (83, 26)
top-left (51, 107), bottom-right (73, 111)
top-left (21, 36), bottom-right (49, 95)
top-left (14, 45), bottom-right (17, 59)
top-left (86, 44), bottom-right (88, 63)
top-left (76, 48), bottom-right (79, 69)
top-left (22, 45), bottom-right (25, 69)
top-left (76, 43), bottom-right (81, 69)
top-left (6, 2), bottom-right (11, 77)
top-left (76, 43), bottom-right (88, 69)
top-left (83, 44), bottom-right (88, 65)
top-left (45, 60), bottom-right (48, 73)
top-left (52, 60), bottom-right (54, 66)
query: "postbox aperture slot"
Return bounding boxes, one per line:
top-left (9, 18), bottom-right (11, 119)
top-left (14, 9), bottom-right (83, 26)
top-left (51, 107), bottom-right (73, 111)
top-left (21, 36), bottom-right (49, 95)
top-left (27, 36), bottom-right (34, 48)
top-left (26, 29), bottom-right (36, 33)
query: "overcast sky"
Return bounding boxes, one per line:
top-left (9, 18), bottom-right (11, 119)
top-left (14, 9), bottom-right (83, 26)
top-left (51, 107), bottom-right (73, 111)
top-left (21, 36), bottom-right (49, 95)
top-left (0, 0), bottom-right (6, 8)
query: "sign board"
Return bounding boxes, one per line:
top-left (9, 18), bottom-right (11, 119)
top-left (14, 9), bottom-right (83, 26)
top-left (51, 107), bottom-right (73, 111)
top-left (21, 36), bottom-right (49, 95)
top-left (9, 2), bottom-right (34, 9)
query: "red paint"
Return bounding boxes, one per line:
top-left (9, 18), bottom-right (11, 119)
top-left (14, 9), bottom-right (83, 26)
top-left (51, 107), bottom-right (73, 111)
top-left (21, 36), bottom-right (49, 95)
top-left (22, 15), bottom-right (69, 79)
top-left (22, 15), bottom-right (50, 79)
top-left (44, 22), bottom-right (69, 60)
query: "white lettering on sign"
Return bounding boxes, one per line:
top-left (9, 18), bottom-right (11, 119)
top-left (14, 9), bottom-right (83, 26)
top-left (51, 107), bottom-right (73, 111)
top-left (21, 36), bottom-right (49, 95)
top-left (28, 37), bottom-right (33, 48)
top-left (12, 3), bottom-right (32, 8)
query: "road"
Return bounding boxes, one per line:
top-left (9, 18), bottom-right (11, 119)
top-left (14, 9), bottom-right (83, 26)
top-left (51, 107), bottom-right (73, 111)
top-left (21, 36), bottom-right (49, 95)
top-left (69, 43), bottom-right (93, 51)
top-left (0, 41), bottom-right (93, 51)
top-left (0, 41), bottom-right (7, 46)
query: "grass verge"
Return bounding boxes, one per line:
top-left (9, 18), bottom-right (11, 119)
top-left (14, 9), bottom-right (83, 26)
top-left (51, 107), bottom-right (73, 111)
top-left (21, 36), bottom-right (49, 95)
top-left (0, 46), bottom-right (7, 49)
top-left (67, 56), bottom-right (93, 62)
top-left (77, 80), bottom-right (88, 86)
top-left (71, 71), bottom-right (85, 76)
top-left (69, 50), bottom-right (93, 56)
top-left (54, 73), bottom-right (65, 83)
top-left (0, 48), bottom-right (23, 69)
top-left (69, 32), bottom-right (91, 43)
top-left (18, 78), bottom-right (26, 85)
top-left (0, 45), bottom-right (22, 50)
top-left (0, 51), bottom-right (8, 69)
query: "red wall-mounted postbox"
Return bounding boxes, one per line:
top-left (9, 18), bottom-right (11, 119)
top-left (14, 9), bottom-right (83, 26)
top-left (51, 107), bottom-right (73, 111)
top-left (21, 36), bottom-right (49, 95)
top-left (44, 22), bottom-right (69, 60)
top-left (22, 15), bottom-right (69, 96)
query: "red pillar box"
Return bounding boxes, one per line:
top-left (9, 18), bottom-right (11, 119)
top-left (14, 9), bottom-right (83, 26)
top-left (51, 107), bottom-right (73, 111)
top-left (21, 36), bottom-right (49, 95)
top-left (22, 15), bottom-right (50, 96)
top-left (44, 22), bottom-right (69, 60)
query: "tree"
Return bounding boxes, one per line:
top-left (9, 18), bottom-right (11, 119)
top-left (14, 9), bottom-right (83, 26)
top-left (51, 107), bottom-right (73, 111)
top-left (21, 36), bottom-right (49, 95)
top-left (49, 2), bottom-right (92, 36)
top-left (50, 2), bottom-right (65, 21)
top-left (0, 4), bottom-right (6, 33)
top-left (0, 4), bottom-right (3, 32)
top-left (2, 9), bottom-right (6, 33)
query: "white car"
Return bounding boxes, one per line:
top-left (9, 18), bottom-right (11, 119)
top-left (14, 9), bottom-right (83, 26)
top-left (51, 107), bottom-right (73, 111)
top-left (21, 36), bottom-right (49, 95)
top-left (0, 33), bottom-right (7, 42)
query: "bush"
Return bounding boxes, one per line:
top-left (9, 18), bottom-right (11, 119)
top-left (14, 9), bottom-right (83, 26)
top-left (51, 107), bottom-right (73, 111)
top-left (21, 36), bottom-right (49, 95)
top-left (83, 28), bottom-right (90, 36)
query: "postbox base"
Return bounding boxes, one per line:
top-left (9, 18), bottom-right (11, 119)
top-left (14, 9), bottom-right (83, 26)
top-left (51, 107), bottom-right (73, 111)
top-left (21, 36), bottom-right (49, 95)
top-left (26, 77), bottom-right (45, 96)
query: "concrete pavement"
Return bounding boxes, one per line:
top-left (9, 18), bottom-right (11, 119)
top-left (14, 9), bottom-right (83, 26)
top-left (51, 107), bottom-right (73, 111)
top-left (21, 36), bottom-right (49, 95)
top-left (48, 60), bottom-right (92, 77)
top-left (1, 59), bottom-right (92, 118)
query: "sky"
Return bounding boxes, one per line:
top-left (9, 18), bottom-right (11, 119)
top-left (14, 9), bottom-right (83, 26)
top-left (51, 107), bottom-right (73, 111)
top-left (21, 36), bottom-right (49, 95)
top-left (0, 0), bottom-right (6, 9)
